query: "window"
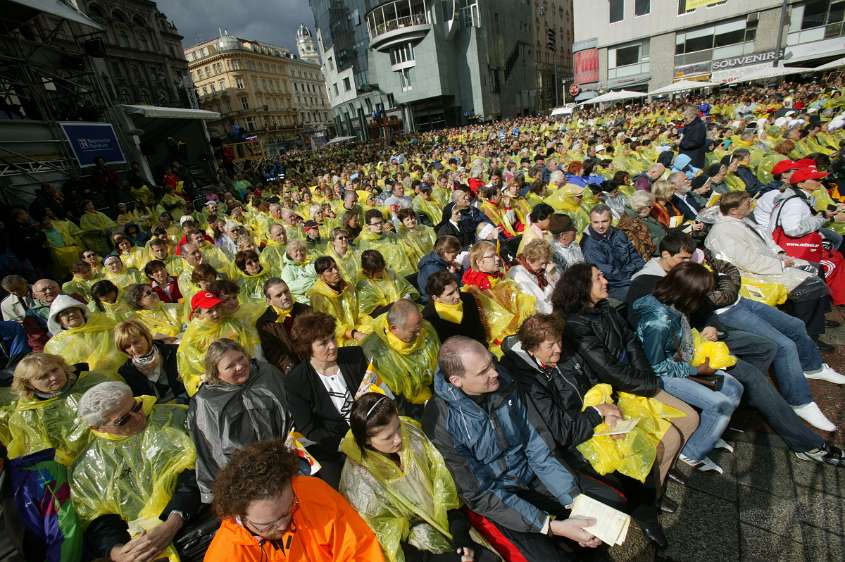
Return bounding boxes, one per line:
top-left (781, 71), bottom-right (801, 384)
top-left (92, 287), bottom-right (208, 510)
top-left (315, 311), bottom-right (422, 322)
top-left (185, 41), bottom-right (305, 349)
top-left (635, 0), bottom-right (650, 16)
top-left (675, 18), bottom-right (754, 55)
top-left (399, 68), bottom-right (412, 91)
top-left (246, 117), bottom-right (256, 130)
top-left (389, 43), bottom-right (415, 65)
top-left (615, 44), bottom-right (639, 66)
top-left (333, 83), bottom-right (339, 96)
top-left (610, 0), bottom-right (624, 23)
top-left (235, 77), bottom-right (245, 88)
top-left (240, 96), bottom-right (249, 110)
top-left (343, 77), bottom-right (351, 91)
top-left (678, 0), bottom-right (691, 14)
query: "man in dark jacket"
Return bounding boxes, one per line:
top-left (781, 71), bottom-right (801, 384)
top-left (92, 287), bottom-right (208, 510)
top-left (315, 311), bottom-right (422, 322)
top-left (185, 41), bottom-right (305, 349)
top-left (422, 270), bottom-right (486, 345)
top-left (732, 148), bottom-right (770, 196)
top-left (255, 278), bottom-right (310, 373)
top-left (437, 188), bottom-right (485, 247)
top-left (679, 105), bottom-right (707, 169)
top-left (417, 235), bottom-right (463, 302)
top-left (423, 336), bottom-right (606, 560)
top-left (580, 204), bottom-right (645, 301)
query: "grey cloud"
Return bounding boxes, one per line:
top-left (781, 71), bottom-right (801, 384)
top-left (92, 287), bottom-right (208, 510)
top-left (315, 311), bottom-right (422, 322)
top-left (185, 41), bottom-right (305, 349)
top-left (155, 0), bottom-right (314, 51)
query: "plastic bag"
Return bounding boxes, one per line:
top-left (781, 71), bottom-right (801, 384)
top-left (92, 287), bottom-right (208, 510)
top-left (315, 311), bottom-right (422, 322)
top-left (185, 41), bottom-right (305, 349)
top-left (575, 384), bottom-right (686, 482)
top-left (691, 330), bottom-right (737, 370)
top-left (739, 276), bottom-right (789, 307)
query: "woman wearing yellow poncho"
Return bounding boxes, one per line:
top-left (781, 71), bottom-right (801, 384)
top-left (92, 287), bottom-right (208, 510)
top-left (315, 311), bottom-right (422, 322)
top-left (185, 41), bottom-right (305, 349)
top-left (79, 199), bottom-right (116, 255)
top-left (357, 250), bottom-right (419, 318)
top-left (4, 353), bottom-right (113, 465)
top-left (340, 394), bottom-right (495, 562)
top-left (326, 227), bottom-right (360, 283)
top-left (361, 301), bottom-right (438, 419)
top-left (233, 249), bottom-right (272, 302)
top-left (102, 255), bottom-right (145, 289)
top-left (358, 209), bottom-right (416, 277)
top-left (89, 280), bottom-right (134, 323)
top-left (44, 295), bottom-right (127, 376)
top-left (412, 186), bottom-right (441, 226)
top-left (125, 283), bottom-right (184, 339)
top-left (71, 383), bottom-right (198, 562)
top-left (397, 209), bottom-right (436, 265)
top-left (310, 256), bottom-right (372, 346)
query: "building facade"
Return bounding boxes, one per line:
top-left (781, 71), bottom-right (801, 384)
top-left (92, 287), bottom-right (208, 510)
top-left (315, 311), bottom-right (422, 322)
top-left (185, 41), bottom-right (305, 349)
top-left (75, 0), bottom-right (190, 107)
top-left (572, 0), bottom-right (845, 96)
top-left (185, 34), bottom-right (331, 152)
top-left (297, 24), bottom-right (322, 65)
top-left (310, 0), bottom-right (568, 137)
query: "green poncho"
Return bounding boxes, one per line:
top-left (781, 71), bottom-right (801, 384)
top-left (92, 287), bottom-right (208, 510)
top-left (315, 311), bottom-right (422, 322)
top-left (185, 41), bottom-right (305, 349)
top-left (339, 418), bottom-right (461, 562)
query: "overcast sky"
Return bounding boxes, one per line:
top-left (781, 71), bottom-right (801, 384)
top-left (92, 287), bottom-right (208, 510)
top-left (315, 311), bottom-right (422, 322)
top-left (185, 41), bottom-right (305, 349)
top-left (155, 0), bottom-right (315, 51)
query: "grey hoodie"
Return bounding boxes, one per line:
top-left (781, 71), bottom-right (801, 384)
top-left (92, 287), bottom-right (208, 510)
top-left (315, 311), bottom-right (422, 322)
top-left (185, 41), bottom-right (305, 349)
top-left (631, 257), bottom-right (667, 281)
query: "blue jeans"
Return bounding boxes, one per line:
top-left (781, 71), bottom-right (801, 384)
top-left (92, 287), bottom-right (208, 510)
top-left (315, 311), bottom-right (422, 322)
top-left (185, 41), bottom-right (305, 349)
top-left (717, 297), bottom-right (821, 407)
top-left (659, 372), bottom-right (743, 460)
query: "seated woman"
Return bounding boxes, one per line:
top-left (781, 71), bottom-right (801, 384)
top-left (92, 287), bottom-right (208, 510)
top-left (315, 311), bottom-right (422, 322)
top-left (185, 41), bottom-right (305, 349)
top-left (326, 227), bottom-right (360, 283)
top-left (285, 312), bottom-right (368, 488)
top-left (618, 191), bottom-right (664, 259)
top-left (357, 249), bottom-right (419, 319)
top-left (462, 240), bottom-right (535, 351)
top-left (125, 283), bottom-right (183, 339)
top-left (501, 314), bottom-right (669, 547)
top-left (552, 263), bottom-right (699, 487)
top-left (73, 381), bottom-right (200, 562)
top-left (212, 279), bottom-right (266, 328)
top-left (112, 234), bottom-right (146, 271)
top-left (89, 279), bottom-right (133, 323)
top-left (417, 234), bottom-right (463, 303)
top-left (234, 249), bottom-right (271, 302)
top-left (397, 208), bottom-right (436, 266)
top-left (187, 338), bottom-right (292, 503)
top-left (649, 180), bottom-right (684, 229)
top-left (422, 271), bottom-right (486, 346)
top-left (280, 239), bottom-right (317, 304)
top-left (358, 209), bottom-right (416, 278)
top-left (6, 352), bottom-right (111, 465)
top-left (310, 256), bottom-right (372, 346)
top-left (340, 393), bottom-right (497, 562)
top-left (44, 295), bottom-right (126, 376)
top-left (78, 199), bottom-right (115, 255)
top-left (507, 239), bottom-right (559, 314)
top-left (102, 255), bottom-right (144, 290)
top-left (62, 260), bottom-right (94, 303)
top-left (115, 319), bottom-right (186, 404)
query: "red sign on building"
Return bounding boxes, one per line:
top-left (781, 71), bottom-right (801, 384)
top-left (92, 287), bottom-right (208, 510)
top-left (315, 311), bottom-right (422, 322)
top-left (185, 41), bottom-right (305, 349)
top-left (574, 49), bottom-right (599, 85)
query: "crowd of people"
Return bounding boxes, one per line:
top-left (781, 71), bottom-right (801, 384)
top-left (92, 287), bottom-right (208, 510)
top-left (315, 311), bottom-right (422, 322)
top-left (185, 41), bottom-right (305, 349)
top-left (3, 77), bottom-right (845, 562)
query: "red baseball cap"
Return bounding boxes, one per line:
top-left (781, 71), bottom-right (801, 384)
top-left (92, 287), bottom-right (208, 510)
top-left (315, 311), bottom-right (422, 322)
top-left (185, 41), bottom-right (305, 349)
top-left (771, 160), bottom-right (799, 175)
top-left (789, 166), bottom-right (828, 185)
top-left (190, 291), bottom-right (223, 317)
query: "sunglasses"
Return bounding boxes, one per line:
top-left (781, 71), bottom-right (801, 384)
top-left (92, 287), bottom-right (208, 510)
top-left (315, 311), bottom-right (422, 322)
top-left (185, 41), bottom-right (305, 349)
top-left (112, 399), bottom-right (143, 427)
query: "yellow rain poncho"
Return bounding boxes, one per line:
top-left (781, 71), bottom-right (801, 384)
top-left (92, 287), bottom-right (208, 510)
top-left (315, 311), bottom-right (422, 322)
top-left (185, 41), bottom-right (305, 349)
top-left (462, 279), bottom-right (536, 353)
top-left (309, 279), bottom-right (372, 346)
top-left (339, 418), bottom-right (462, 562)
top-left (576, 384), bottom-right (686, 483)
top-left (361, 315), bottom-right (439, 406)
top-left (412, 195), bottom-right (441, 226)
top-left (71, 399), bottom-right (196, 562)
top-left (356, 270), bottom-right (418, 318)
top-left (118, 247), bottom-right (148, 271)
top-left (259, 242), bottom-right (287, 276)
top-left (103, 267), bottom-right (144, 290)
top-left (357, 230), bottom-right (416, 278)
top-left (177, 318), bottom-right (259, 395)
top-left (692, 330), bottom-right (737, 370)
top-left (325, 244), bottom-right (360, 285)
top-left (398, 225), bottom-right (436, 265)
top-left (4, 371), bottom-right (113, 465)
top-left (44, 314), bottom-right (126, 376)
top-left (134, 304), bottom-right (184, 338)
top-left (235, 268), bottom-right (272, 302)
top-left (62, 276), bottom-right (93, 302)
top-left (79, 211), bottom-right (116, 255)
top-left (90, 300), bottom-right (134, 323)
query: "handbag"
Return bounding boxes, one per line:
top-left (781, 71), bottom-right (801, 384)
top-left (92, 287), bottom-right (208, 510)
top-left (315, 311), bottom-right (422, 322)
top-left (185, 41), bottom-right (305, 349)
top-left (687, 373), bottom-right (725, 392)
top-left (174, 508), bottom-right (220, 562)
top-left (771, 196), bottom-right (824, 262)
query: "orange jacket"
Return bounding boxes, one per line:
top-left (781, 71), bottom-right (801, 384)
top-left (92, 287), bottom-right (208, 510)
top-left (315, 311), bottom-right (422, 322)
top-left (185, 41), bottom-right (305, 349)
top-left (204, 476), bottom-right (385, 562)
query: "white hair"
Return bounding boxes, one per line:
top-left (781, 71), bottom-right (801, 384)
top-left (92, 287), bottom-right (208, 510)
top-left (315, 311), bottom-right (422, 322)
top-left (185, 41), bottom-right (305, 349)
top-left (549, 170), bottom-right (565, 184)
top-left (78, 381), bottom-right (132, 427)
top-left (629, 190), bottom-right (655, 212)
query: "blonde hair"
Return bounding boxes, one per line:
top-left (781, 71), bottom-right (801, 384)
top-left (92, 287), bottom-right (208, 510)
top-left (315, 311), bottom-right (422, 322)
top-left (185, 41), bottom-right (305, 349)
top-left (12, 353), bottom-right (75, 399)
top-left (469, 240), bottom-right (497, 271)
top-left (651, 180), bottom-right (675, 203)
top-left (522, 239), bottom-right (551, 263)
top-left (629, 190), bottom-right (655, 212)
top-left (204, 338), bottom-right (249, 384)
top-left (114, 319), bottom-right (153, 354)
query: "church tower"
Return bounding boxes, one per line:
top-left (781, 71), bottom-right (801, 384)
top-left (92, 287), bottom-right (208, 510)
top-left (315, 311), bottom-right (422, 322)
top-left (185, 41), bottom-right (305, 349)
top-left (296, 24), bottom-right (321, 65)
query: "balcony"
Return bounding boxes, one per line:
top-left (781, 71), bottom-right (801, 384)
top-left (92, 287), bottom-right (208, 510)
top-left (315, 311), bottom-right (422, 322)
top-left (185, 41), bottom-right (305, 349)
top-left (366, 0), bottom-right (431, 52)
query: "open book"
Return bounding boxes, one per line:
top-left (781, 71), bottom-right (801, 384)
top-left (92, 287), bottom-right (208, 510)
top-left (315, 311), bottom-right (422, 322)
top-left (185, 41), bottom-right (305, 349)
top-left (569, 494), bottom-right (632, 546)
top-left (593, 417), bottom-right (640, 437)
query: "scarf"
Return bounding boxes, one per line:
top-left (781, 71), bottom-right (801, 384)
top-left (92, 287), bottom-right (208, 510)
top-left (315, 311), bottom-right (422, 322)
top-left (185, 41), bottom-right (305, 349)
top-left (434, 300), bottom-right (463, 324)
top-left (132, 345), bottom-right (160, 371)
top-left (385, 328), bottom-right (417, 354)
top-left (273, 305), bottom-right (293, 323)
top-left (518, 256), bottom-right (549, 289)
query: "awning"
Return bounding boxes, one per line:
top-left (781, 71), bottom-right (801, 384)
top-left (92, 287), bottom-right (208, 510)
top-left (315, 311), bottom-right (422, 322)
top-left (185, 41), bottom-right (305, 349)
top-left (574, 90), bottom-right (598, 102)
top-left (325, 135), bottom-right (356, 145)
top-left (815, 56), bottom-right (845, 71)
top-left (726, 65), bottom-right (813, 84)
top-left (579, 89), bottom-right (648, 105)
top-left (649, 79), bottom-right (719, 96)
top-left (550, 105), bottom-right (575, 116)
top-left (120, 105), bottom-right (221, 120)
top-left (5, 0), bottom-right (103, 30)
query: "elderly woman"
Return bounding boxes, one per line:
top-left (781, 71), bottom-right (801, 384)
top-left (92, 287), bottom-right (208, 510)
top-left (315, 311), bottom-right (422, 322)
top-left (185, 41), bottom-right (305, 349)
top-left (340, 394), bottom-right (497, 562)
top-left (234, 249), bottom-right (271, 302)
top-left (310, 256), bottom-right (372, 346)
top-left (72, 381), bottom-right (199, 562)
top-left (89, 279), bottom-right (133, 322)
top-left (187, 338), bottom-right (292, 503)
top-left (115, 319), bottom-right (186, 404)
top-left (102, 255), bottom-right (144, 290)
top-left (285, 312), bottom-right (368, 488)
top-left (357, 250), bottom-right (418, 319)
top-left (280, 239), bottom-right (317, 305)
top-left (125, 283), bottom-right (183, 339)
top-left (649, 180), bottom-right (684, 229)
top-left (326, 227), bottom-right (360, 283)
top-left (44, 295), bottom-right (125, 375)
top-left (6, 353), bottom-right (111, 465)
top-left (618, 190), bottom-right (665, 258)
top-left (507, 239), bottom-right (559, 314)
top-left (397, 208), bottom-right (436, 265)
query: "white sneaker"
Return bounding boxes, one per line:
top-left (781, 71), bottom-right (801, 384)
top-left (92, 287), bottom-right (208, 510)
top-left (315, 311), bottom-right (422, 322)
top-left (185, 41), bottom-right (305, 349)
top-left (792, 402), bottom-right (837, 432)
top-left (714, 439), bottom-right (734, 454)
top-left (805, 363), bottom-right (845, 385)
top-left (679, 454), bottom-right (724, 474)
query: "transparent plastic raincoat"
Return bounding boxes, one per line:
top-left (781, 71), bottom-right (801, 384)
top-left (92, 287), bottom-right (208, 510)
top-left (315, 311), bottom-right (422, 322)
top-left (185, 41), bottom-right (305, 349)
top-left (3, 371), bottom-right (113, 466)
top-left (461, 274), bottom-right (536, 353)
top-left (103, 267), bottom-right (144, 290)
top-left (134, 303), bottom-right (184, 338)
top-left (357, 230), bottom-right (416, 278)
top-left (259, 242), bottom-right (287, 276)
top-left (44, 313), bottom-right (126, 376)
top-left (398, 225), bottom-right (436, 265)
top-left (361, 316), bottom-right (438, 406)
top-left (326, 244), bottom-right (361, 285)
top-left (310, 279), bottom-right (372, 346)
top-left (356, 270), bottom-right (419, 318)
top-left (235, 268), bottom-right (272, 303)
top-left (339, 418), bottom-right (462, 562)
top-left (71, 399), bottom-right (196, 562)
top-left (177, 318), bottom-right (260, 396)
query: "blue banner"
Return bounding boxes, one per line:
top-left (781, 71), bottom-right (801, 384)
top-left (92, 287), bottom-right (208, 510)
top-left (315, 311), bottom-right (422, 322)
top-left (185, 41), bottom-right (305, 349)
top-left (60, 122), bottom-right (126, 168)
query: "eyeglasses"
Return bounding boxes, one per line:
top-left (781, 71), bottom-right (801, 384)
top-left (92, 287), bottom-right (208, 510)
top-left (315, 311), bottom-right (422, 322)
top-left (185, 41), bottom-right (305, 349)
top-left (243, 493), bottom-right (300, 533)
top-left (111, 399), bottom-right (143, 427)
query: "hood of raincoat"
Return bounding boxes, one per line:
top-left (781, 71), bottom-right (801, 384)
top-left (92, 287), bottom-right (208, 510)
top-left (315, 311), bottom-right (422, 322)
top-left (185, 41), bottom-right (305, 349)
top-left (47, 294), bottom-right (88, 336)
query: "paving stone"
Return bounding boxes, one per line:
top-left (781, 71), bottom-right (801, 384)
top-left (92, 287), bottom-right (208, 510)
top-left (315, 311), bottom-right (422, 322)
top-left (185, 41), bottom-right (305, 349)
top-left (609, 521), bottom-right (654, 562)
top-left (660, 487), bottom-right (740, 562)
top-left (737, 486), bottom-right (802, 540)
top-left (788, 454), bottom-right (845, 498)
top-left (739, 522), bottom-right (805, 561)
top-left (800, 523), bottom-right (845, 561)
top-left (734, 441), bottom-right (796, 498)
top-left (793, 486), bottom-right (845, 536)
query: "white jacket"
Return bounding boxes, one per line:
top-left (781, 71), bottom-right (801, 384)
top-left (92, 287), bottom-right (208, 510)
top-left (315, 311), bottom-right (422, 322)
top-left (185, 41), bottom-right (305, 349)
top-left (768, 188), bottom-right (826, 238)
top-left (705, 214), bottom-right (812, 292)
top-left (507, 264), bottom-right (559, 314)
